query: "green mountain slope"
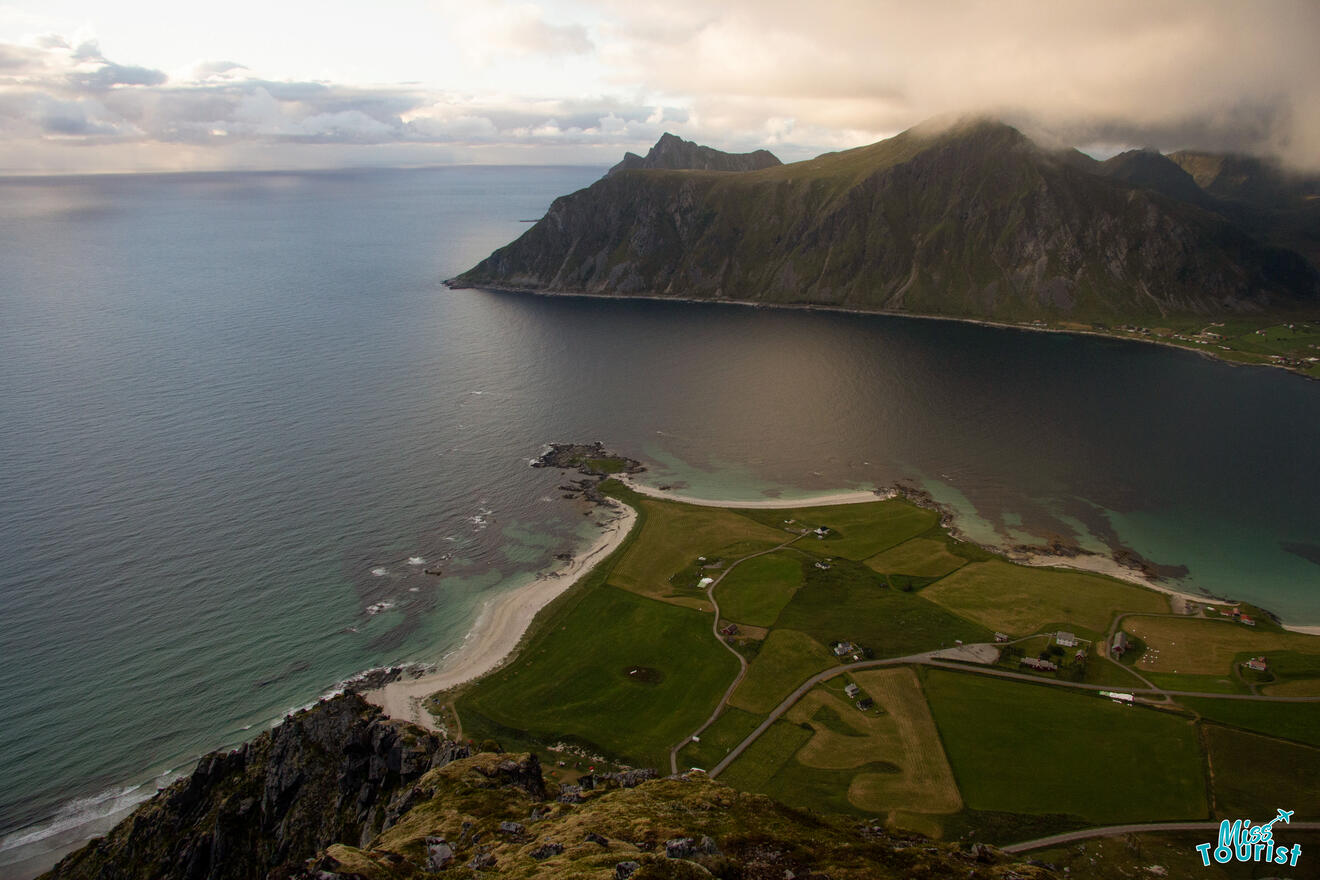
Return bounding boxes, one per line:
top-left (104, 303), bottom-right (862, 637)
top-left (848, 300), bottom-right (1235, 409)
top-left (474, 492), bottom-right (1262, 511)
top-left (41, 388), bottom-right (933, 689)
top-left (452, 119), bottom-right (1319, 323)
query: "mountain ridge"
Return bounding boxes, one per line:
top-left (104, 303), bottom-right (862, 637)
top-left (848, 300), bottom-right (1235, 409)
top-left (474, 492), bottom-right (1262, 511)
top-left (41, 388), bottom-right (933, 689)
top-left (451, 119), bottom-right (1319, 326)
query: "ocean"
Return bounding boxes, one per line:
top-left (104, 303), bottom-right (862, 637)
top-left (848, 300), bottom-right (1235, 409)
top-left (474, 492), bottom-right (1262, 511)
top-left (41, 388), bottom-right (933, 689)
top-left (1, 165), bottom-right (1317, 877)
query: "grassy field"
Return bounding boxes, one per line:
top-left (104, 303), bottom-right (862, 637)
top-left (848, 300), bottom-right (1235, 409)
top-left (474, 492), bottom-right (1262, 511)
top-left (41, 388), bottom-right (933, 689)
top-left (716, 719), bottom-right (813, 793)
top-left (923, 560), bottom-right (1168, 636)
top-left (734, 499), bottom-right (937, 560)
top-left (787, 667), bottom-right (962, 815)
top-left (730, 628), bottom-right (835, 714)
top-left (715, 551), bottom-right (805, 626)
top-left (676, 706), bottom-right (763, 771)
top-left (774, 557), bottom-right (990, 658)
top-left (608, 496), bottom-right (786, 608)
top-left (1143, 671), bottom-right (1249, 695)
top-left (1179, 697), bottom-right (1320, 748)
top-left (1122, 616), bottom-right (1320, 675)
top-left (924, 670), bottom-right (1207, 823)
top-left (457, 584), bottom-right (739, 768)
top-left (865, 537), bottom-right (967, 578)
top-left (1205, 726), bottom-right (1320, 820)
top-left (717, 718), bottom-right (903, 817)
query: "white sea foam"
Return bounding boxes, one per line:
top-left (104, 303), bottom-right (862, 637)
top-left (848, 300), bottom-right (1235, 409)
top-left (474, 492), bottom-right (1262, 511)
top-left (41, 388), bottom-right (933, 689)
top-left (365, 600), bottom-right (395, 615)
top-left (0, 768), bottom-right (179, 855)
top-left (407, 556), bottom-right (425, 565)
top-left (371, 567), bottom-right (387, 576)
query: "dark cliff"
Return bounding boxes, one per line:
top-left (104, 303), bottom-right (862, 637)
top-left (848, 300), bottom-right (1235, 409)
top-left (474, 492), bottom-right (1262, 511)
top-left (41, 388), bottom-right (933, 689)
top-left (40, 695), bottom-right (1055, 880)
top-left (453, 119), bottom-right (1319, 323)
top-left (41, 695), bottom-right (472, 880)
top-left (607, 132), bottom-right (781, 177)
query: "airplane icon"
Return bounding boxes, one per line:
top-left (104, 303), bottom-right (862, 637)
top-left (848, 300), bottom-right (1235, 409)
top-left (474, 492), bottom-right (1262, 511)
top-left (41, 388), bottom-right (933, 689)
top-left (1275, 809), bottom-right (1294, 825)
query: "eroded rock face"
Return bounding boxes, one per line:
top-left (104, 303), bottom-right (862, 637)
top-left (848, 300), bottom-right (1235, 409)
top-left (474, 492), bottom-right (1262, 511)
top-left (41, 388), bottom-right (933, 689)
top-left (41, 694), bottom-right (469, 880)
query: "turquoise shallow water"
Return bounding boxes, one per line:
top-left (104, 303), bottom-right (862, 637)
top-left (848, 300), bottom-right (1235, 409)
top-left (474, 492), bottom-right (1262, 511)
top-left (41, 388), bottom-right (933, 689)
top-left (1, 166), bottom-right (1317, 877)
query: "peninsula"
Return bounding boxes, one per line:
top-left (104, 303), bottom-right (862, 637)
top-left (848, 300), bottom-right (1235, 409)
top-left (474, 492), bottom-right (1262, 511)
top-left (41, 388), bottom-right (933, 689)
top-left (40, 465), bottom-right (1320, 879)
top-left (451, 120), bottom-right (1320, 378)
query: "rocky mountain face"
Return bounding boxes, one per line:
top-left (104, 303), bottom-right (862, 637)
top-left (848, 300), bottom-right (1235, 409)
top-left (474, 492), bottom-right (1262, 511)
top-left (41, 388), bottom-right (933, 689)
top-left (452, 120), bottom-right (1319, 323)
top-left (42, 695), bottom-right (471, 880)
top-left (40, 695), bottom-right (1054, 880)
top-left (607, 132), bottom-right (782, 177)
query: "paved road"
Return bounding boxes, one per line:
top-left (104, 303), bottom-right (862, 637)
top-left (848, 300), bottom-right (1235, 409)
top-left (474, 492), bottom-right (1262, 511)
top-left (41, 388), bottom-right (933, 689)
top-left (667, 533), bottom-right (805, 774)
top-left (1001, 821), bottom-right (1320, 853)
top-left (708, 650), bottom-right (1320, 778)
top-left (709, 651), bottom-right (939, 776)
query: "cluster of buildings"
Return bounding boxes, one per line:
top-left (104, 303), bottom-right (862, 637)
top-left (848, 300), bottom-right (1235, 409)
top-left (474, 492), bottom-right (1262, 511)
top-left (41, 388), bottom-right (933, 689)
top-left (843, 681), bottom-right (874, 710)
top-left (831, 640), bottom-right (865, 661)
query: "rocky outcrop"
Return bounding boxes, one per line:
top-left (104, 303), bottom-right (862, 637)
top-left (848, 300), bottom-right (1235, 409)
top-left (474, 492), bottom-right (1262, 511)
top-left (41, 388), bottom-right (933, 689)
top-left (607, 132), bottom-right (781, 177)
top-left (40, 697), bottom-right (1057, 880)
top-left (41, 694), bottom-right (470, 880)
top-left (453, 119), bottom-right (1319, 323)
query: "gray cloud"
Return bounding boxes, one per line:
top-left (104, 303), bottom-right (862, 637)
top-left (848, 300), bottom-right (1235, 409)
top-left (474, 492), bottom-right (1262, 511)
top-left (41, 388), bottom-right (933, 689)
top-left (71, 62), bottom-right (168, 91)
top-left (3, 2), bottom-right (1317, 173)
top-left (595, 0), bottom-right (1320, 170)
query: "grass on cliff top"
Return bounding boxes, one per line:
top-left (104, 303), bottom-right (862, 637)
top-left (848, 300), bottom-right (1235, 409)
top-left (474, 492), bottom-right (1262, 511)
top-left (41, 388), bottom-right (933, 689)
top-left (923, 669), bottom-right (1207, 824)
top-left (922, 559), bottom-right (1169, 637)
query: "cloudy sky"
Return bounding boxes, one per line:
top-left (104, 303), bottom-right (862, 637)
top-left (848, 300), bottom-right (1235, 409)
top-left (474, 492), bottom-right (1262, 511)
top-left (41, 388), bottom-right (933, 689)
top-left (1, 0), bottom-right (1317, 174)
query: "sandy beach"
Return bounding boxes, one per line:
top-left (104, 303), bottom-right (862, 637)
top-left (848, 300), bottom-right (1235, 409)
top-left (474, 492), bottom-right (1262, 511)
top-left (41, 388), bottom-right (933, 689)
top-left (623, 474), bottom-right (1320, 635)
top-left (618, 473), bottom-right (887, 509)
top-left (365, 500), bottom-right (638, 731)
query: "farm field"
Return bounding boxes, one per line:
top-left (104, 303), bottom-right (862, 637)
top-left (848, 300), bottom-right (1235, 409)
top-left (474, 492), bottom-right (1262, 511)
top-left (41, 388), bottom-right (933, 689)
top-left (923, 670), bottom-right (1207, 823)
top-left (865, 537), bottom-right (967, 578)
top-left (923, 560), bottom-right (1169, 636)
top-left (457, 583), bottom-right (738, 768)
top-left (736, 499), bottom-right (937, 559)
top-left (452, 484), bottom-right (1320, 845)
top-left (729, 628), bottom-right (834, 714)
top-left (1122, 616), bottom-right (1320, 675)
top-left (608, 496), bottom-right (786, 608)
top-left (715, 551), bottom-right (805, 626)
top-left (1205, 725), bottom-right (1320, 820)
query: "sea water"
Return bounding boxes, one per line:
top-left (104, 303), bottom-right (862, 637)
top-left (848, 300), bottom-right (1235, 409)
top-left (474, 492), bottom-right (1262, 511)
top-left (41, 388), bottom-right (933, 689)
top-left (1, 166), bottom-right (1317, 877)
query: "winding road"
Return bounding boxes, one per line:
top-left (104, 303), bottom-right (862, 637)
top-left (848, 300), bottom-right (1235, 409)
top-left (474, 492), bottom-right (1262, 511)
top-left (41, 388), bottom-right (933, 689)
top-left (668, 532), bottom-right (807, 774)
top-left (705, 650), bottom-right (1320, 778)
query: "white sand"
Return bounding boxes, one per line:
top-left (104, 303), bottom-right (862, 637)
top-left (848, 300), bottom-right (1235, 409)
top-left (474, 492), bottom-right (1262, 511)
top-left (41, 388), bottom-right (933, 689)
top-left (628, 476), bottom-right (1320, 633)
top-left (618, 473), bottom-right (887, 509)
top-left (364, 500), bottom-right (637, 731)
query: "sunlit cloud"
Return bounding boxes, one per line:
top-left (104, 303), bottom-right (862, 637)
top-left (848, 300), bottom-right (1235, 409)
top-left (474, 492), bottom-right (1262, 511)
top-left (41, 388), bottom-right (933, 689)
top-left (0, 0), bottom-right (1317, 173)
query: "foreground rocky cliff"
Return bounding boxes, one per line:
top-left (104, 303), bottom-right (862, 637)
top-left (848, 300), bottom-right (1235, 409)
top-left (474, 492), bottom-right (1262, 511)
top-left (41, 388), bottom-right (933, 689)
top-left (451, 118), bottom-right (1318, 323)
top-left (42, 695), bottom-right (1053, 880)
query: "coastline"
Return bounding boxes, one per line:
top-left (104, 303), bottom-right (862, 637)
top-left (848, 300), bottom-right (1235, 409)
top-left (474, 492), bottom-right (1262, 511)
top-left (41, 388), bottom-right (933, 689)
top-left (616, 473), bottom-right (885, 509)
top-left (621, 474), bottom-right (1320, 636)
top-left (364, 499), bottom-right (638, 730)
top-left (450, 282), bottom-right (1316, 382)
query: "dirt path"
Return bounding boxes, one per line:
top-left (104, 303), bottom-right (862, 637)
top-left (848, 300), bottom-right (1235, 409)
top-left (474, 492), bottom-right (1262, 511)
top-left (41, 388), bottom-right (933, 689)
top-left (668, 534), bottom-right (806, 773)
